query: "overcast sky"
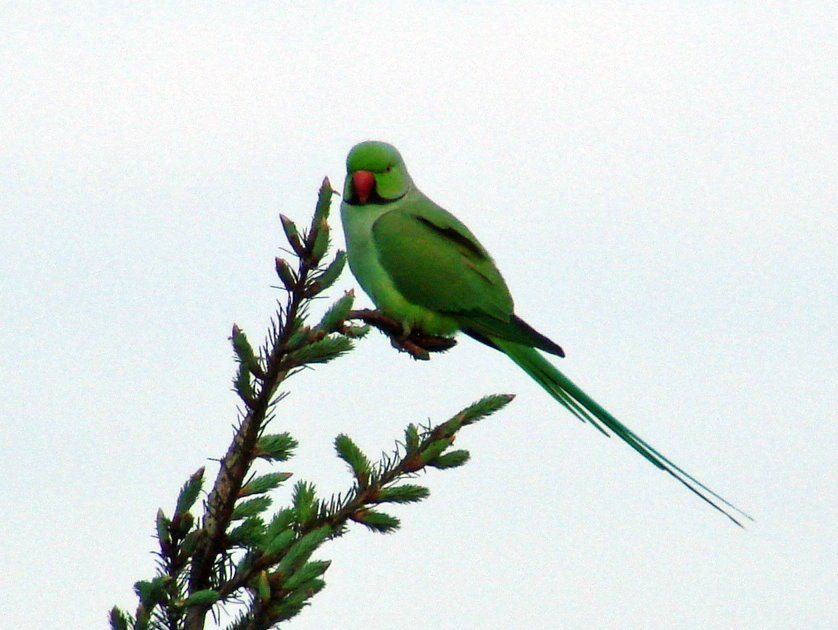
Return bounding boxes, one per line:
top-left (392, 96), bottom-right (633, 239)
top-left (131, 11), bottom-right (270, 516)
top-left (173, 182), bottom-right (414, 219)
top-left (1, 3), bottom-right (835, 629)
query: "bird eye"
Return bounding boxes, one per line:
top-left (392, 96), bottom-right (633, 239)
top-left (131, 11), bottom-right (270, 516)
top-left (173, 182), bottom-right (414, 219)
top-left (383, 166), bottom-right (392, 173)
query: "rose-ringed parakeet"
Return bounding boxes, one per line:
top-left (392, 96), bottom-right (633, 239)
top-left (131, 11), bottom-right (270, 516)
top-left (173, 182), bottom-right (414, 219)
top-left (340, 140), bottom-right (749, 525)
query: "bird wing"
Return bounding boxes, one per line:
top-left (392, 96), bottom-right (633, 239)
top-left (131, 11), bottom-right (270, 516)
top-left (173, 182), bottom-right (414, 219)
top-left (371, 202), bottom-right (513, 320)
top-left (371, 201), bottom-right (564, 355)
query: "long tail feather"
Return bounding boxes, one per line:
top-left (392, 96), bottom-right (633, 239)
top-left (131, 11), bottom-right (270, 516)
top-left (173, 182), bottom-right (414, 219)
top-left (492, 338), bottom-right (752, 526)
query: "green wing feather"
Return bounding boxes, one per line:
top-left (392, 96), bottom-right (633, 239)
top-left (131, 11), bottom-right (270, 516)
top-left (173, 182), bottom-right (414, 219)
top-left (372, 202), bottom-right (564, 354)
top-left (371, 203), bottom-right (512, 319)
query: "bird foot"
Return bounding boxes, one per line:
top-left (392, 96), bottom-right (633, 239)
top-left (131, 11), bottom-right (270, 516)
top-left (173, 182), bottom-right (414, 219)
top-left (346, 309), bottom-right (457, 361)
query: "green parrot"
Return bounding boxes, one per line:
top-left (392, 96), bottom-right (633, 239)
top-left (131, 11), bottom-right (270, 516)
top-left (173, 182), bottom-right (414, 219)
top-left (340, 140), bottom-right (749, 526)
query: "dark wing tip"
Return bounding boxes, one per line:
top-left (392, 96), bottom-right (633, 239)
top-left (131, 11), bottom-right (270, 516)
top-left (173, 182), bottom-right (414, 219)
top-left (511, 314), bottom-right (565, 357)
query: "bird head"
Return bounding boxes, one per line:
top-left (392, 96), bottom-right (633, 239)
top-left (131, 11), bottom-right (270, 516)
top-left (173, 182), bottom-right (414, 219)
top-left (343, 141), bottom-right (412, 206)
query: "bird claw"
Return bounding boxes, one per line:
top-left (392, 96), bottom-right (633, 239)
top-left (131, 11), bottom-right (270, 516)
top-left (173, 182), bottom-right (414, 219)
top-left (390, 336), bottom-right (431, 361)
top-left (346, 309), bottom-right (457, 361)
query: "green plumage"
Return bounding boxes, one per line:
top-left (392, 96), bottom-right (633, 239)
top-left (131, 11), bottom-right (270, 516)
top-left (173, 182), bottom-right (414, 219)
top-left (340, 140), bottom-right (750, 525)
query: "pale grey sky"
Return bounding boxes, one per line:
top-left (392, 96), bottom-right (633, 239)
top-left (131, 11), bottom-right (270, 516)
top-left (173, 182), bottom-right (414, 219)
top-left (1, 3), bottom-right (835, 629)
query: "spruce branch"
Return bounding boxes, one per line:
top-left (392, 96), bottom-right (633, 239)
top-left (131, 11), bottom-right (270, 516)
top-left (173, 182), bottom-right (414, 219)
top-left (112, 178), bottom-right (516, 630)
top-left (182, 178), bottom-right (345, 629)
top-left (312, 393), bottom-right (516, 534)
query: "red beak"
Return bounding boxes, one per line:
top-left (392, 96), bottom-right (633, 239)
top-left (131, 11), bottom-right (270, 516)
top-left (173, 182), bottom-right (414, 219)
top-left (351, 170), bottom-right (375, 204)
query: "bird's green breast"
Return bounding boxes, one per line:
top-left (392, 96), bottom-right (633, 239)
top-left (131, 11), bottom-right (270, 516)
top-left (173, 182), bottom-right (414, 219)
top-left (340, 200), bottom-right (460, 336)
